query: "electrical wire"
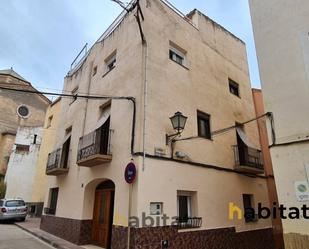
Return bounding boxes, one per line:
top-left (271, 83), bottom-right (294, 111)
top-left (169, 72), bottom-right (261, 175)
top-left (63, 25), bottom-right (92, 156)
top-left (0, 86), bottom-right (133, 101)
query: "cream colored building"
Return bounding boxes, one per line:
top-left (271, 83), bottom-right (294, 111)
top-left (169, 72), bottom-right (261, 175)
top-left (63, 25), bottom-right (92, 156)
top-left (249, 0), bottom-right (309, 248)
top-left (30, 98), bottom-right (61, 215)
top-left (41, 1), bottom-right (276, 248)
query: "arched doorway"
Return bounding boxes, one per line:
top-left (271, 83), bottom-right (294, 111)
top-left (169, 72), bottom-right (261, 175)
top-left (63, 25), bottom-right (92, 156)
top-left (92, 180), bottom-right (115, 248)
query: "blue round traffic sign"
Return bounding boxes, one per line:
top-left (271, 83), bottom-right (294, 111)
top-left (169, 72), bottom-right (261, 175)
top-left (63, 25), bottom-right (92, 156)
top-left (124, 162), bottom-right (137, 184)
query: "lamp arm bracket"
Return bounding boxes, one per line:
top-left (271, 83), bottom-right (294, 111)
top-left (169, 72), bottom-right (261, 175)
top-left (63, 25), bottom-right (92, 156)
top-left (166, 132), bottom-right (181, 145)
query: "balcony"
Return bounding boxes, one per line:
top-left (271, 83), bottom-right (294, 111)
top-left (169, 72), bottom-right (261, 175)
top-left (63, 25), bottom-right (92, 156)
top-left (46, 149), bottom-right (69, 176)
top-left (77, 128), bottom-right (112, 167)
top-left (175, 217), bottom-right (202, 229)
top-left (233, 145), bottom-right (264, 174)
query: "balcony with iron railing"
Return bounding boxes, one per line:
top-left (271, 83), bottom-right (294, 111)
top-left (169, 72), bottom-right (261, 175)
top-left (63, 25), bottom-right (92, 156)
top-left (46, 149), bottom-right (69, 176)
top-left (77, 128), bottom-right (112, 167)
top-left (175, 217), bottom-right (202, 229)
top-left (233, 145), bottom-right (264, 174)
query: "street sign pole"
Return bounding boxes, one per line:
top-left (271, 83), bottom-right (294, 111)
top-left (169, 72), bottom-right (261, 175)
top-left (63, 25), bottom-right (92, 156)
top-left (125, 162), bottom-right (137, 249)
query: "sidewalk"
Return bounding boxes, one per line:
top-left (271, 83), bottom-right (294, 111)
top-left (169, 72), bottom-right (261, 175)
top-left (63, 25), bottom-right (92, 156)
top-left (15, 218), bottom-right (84, 249)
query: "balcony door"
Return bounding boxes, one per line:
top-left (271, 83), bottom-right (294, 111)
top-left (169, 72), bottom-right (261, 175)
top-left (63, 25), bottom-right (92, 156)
top-left (100, 117), bottom-right (110, 155)
top-left (92, 180), bottom-right (115, 248)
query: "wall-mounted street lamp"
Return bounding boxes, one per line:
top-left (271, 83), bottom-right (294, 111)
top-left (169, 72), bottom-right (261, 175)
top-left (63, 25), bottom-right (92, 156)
top-left (166, 112), bottom-right (188, 145)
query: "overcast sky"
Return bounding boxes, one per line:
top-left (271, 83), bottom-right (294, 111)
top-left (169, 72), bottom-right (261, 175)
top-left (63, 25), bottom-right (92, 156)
top-left (0, 0), bottom-right (260, 92)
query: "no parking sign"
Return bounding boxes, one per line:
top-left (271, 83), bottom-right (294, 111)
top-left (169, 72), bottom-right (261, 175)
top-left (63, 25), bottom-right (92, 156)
top-left (124, 162), bottom-right (137, 184)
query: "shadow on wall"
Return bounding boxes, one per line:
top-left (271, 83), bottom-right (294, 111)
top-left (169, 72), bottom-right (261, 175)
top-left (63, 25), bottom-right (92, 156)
top-left (0, 179), bottom-right (6, 199)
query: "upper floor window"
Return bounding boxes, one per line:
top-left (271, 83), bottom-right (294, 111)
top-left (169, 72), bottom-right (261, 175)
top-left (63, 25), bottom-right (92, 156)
top-left (229, 79), bottom-right (240, 97)
top-left (70, 87), bottom-right (78, 105)
top-left (60, 127), bottom-right (72, 168)
top-left (15, 144), bottom-right (30, 154)
top-left (197, 111), bottom-right (211, 139)
top-left (47, 115), bottom-right (53, 128)
top-left (169, 41), bottom-right (187, 67)
top-left (105, 51), bottom-right (117, 74)
top-left (17, 105), bottom-right (30, 118)
top-left (92, 65), bottom-right (98, 76)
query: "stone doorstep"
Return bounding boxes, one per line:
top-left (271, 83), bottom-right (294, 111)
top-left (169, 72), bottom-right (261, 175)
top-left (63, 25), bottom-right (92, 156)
top-left (15, 220), bottom-right (84, 249)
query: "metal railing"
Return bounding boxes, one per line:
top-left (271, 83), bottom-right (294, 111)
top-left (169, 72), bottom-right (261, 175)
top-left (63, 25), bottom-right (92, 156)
top-left (77, 129), bottom-right (112, 162)
top-left (233, 145), bottom-right (264, 170)
top-left (176, 217), bottom-right (202, 229)
top-left (46, 149), bottom-right (62, 172)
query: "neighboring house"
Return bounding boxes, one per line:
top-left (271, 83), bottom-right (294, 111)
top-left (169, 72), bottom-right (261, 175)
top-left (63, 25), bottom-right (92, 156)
top-left (0, 68), bottom-right (50, 175)
top-left (41, 1), bottom-right (276, 248)
top-left (252, 89), bottom-right (285, 249)
top-left (250, 1), bottom-right (309, 248)
top-left (32, 98), bottom-right (62, 216)
top-left (5, 98), bottom-right (61, 217)
top-left (5, 126), bottom-right (43, 215)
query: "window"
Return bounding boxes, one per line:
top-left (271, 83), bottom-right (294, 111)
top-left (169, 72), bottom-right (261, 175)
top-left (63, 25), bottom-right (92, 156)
top-left (48, 188), bottom-right (59, 215)
top-left (15, 144), bottom-right (30, 154)
top-left (5, 200), bottom-right (25, 207)
top-left (197, 111), bottom-right (211, 139)
top-left (105, 51), bottom-right (117, 74)
top-left (169, 41), bottom-right (187, 67)
top-left (33, 134), bottom-right (37, 144)
top-left (176, 191), bottom-right (201, 229)
top-left (150, 202), bottom-right (163, 215)
top-left (17, 105), bottom-right (30, 118)
top-left (178, 195), bottom-right (191, 219)
top-left (60, 127), bottom-right (72, 168)
top-left (229, 79), bottom-right (240, 97)
top-left (243, 194), bottom-right (257, 222)
top-left (70, 87), bottom-right (78, 105)
top-left (47, 115), bottom-right (53, 128)
top-left (93, 66), bottom-right (98, 76)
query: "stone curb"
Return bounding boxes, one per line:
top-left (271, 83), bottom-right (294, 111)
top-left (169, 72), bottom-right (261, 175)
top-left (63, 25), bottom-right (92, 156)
top-left (15, 222), bottom-right (74, 249)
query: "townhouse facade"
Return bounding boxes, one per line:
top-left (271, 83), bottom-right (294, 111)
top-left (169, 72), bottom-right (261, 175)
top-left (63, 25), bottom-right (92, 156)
top-left (42, 1), bottom-right (276, 248)
top-left (250, 1), bottom-right (309, 248)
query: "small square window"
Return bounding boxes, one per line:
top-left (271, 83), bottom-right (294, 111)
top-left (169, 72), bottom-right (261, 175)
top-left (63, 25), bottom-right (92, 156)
top-left (197, 111), bottom-right (211, 139)
top-left (229, 79), bottom-right (240, 97)
top-left (169, 41), bottom-right (187, 67)
top-left (150, 202), bottom-right (163, 215)
top-left (105, 51), bottom-right (117, 74)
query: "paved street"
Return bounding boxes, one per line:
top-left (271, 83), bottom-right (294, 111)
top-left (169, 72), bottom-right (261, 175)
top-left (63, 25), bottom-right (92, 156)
top-left (0, 223), bottom-right (54, 249)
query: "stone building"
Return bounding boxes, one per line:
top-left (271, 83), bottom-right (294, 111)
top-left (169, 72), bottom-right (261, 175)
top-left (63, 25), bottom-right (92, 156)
top-left (0, 68), bottom-right (50, 175)
top-left (41, 1), bottom-right (276, 248)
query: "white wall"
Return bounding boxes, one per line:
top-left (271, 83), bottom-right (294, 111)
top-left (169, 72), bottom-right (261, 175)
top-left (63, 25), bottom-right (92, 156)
top-left (5, 126), bottom-right (43, 202)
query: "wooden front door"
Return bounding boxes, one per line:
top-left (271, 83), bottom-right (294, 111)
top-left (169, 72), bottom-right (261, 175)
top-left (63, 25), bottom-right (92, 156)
top-left (92, 189), bottom-right (114, 248)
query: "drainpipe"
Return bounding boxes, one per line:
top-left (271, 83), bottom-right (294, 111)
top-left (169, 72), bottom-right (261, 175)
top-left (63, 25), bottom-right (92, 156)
top-left (81, 61), bottom-right (94, 136)
top-left (78, 61), bottom-right (94, 177)
top-left (142, 40), bottom-right (148, 172)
